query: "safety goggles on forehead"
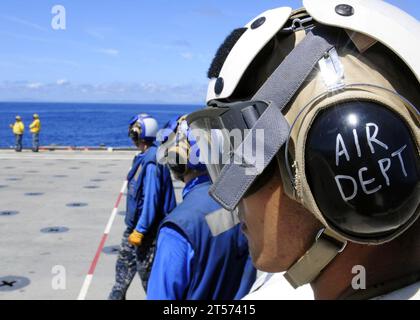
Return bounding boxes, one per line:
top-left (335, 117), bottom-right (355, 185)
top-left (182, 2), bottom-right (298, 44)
top-left (187, 27), bottom-right (342, 211)
top-left (187, 99), bottom-right (290, 210)
top-left (187, 100), bottom-right (267, 179)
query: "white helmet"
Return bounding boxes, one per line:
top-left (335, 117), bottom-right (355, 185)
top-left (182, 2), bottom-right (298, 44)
top-left (187, 0), bottom-right (420, 288)
top-left (206, 0), bottom-right (420, 102)
top-left (128, 113), bottom-right (159, 142)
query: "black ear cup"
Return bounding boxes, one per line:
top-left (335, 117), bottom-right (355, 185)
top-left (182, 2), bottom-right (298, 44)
top-left (129, 126), bottom-right (141, 142)
top-left (305, 101), bottom-right (419, 242)
top-left (166, 139), bottom-right (190, 177)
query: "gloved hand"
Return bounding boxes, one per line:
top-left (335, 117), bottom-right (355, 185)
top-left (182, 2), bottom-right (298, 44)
top-left (128, 230), bottom-right (144, 246)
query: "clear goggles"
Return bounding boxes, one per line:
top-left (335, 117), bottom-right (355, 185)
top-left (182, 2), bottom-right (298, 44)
top-left (187, 99), bottom-right (290, 210)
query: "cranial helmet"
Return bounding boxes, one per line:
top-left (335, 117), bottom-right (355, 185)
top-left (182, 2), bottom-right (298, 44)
top-left (187, 0), bottom-right (420, 288)
top-left (128, 113), bottom-right (159, 142)
top-left (157, 115), bottom-right (207, 180)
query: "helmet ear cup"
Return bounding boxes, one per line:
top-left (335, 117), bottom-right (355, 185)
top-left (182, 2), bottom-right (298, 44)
top-left (276, 145), bottom-right (297, 200)
top-left (166, 139), bottom-right (190, 177)
top-left (129, 114), bottom-right (158, 142)
top-left (159, 115), bottom-right (207, 179)
top-left (129, 126), bottom-right (141, 142)
top-left (304, 101), bottom-right (420, 242)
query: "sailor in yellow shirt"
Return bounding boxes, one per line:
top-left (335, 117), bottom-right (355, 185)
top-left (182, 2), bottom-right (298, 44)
top-left (29, 114), bottom-right (41, 152)
top-left (9, 116), bottom-right (24, 152)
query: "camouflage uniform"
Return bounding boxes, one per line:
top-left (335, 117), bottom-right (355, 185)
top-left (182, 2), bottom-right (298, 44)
top-left (108, 228), bottom-right (157, 300)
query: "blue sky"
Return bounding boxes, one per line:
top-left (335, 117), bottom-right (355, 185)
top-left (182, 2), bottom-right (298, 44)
top-left (0, 0), bottom-right (418, 104)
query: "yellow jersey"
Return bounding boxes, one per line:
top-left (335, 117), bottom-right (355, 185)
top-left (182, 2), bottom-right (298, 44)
top-left (12, 121), bottom-right (24, 135)
top-left (30, 119), bottom-right (41, 133)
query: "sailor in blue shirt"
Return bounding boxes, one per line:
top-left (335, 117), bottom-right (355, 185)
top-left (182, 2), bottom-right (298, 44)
top-left (109, 114), bottom-right (176, 300)
top-left (147, 115), bottom-right (256, 300)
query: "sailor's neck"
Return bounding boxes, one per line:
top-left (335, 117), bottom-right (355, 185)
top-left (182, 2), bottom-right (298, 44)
top-left (183, 171), bottom-right (207, 185)
top-left (137, 142), bottom-right (152, 153)
top-left (311, 227), bottom-right (420, 300)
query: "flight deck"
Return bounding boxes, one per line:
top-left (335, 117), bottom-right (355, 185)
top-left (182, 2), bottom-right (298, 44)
top-left (0, 149), bottom-right (184, 300)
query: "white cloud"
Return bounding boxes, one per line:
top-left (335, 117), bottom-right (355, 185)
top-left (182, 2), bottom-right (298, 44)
top-left (85, 27), bottom-right (114, 40)
top-left (180, 52), bottom-right (193, 60)
top-left (1, 15), bottom-right (48, 32)
top-left (0, 81), bottom-right (207, 104)
top-left (86, 30), bottom-right (105, 40)
top-left (26, 82), bottom-right (43, 89)
top-left (56, 79), bottom-right (69, 86)
top-left (97, 48), bottom-right (119, 56)
top-left (0, 30), bottom-right (51, 43)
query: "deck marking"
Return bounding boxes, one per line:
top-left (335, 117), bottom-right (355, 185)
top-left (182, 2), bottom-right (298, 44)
top-left (77, 180), bottom-right (127, 300)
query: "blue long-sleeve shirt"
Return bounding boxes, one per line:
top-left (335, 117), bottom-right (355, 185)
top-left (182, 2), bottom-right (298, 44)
top-left (125, 145), bottom-right (176, 232)
top-left (135, 164), bottom-right (160, 234)
top-left (147, 177), bottom-right (203, 299)
top-left (147, 225), bottom-right (195, 299)
top-left (147, 175), bottom-right (255, 300)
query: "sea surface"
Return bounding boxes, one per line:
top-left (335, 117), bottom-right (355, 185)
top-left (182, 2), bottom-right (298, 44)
top-left (0, 102), bottom-right (201, 148)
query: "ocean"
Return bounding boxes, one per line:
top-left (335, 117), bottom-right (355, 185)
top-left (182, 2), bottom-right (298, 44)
top-left (0, 102), bottom-right (201, 148)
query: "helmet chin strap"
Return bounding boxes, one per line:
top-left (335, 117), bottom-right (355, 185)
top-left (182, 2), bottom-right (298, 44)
top-left (277, 147), bottom-right (348, 288)
top-left (278, 143), bottom-right (348, 288)
top-left (284, 228), bottom-right (347, 288)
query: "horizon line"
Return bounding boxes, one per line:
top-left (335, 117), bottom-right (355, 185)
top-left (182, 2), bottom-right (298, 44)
top-left (0, 100), bottom-right (203, 106)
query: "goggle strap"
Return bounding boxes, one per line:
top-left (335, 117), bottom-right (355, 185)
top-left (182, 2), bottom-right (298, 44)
top-left (252, 26), bottom-right (335, 110)
top-left (209, 103), bottom-right (289, 210)
top-left (210, 27), bottom-right (336, 210)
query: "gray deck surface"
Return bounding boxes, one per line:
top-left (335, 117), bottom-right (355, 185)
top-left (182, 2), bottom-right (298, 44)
top-left (0, 149), bottom-right (184, 300)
